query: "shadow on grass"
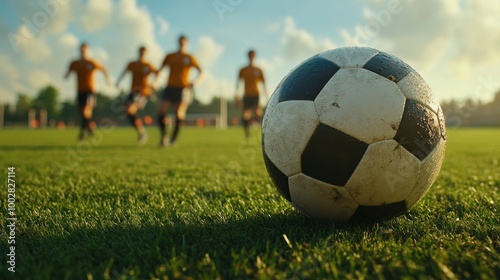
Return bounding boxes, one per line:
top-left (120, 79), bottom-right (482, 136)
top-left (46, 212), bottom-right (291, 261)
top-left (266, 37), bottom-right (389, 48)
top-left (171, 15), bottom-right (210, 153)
top-left (13, 211), bottom-right (378, 279)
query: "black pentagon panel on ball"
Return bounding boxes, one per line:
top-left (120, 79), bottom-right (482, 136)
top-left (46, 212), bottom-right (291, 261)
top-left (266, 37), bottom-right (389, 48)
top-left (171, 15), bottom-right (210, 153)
top-left (394, 100), bottom-right (441, 161)
top-left (363, 52), bottom-right (414, 83)
top-left (278, 56), bottom-right (340, 102)
top-left (350, 201), bottom-right (408, 222)
top-left (263, 151), bottom-right (292, 202)
top-left (301, 124), bottom-right (368, 186)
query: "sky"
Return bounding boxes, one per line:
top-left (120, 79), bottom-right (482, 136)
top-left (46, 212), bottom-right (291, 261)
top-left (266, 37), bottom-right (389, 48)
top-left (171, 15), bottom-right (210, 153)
top-left (0, 0), bottom-right (499, 105)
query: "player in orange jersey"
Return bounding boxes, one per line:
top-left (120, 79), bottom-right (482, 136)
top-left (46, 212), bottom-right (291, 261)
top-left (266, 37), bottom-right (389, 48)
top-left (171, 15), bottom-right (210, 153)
top-left (65, 43), bottom-right (110, 141)
top-left (156, 35), bottom-right (202, 147)
top-left (236, 49), bottom-right (267, 140)
top-left (116, 46), bottom-right (158, 145)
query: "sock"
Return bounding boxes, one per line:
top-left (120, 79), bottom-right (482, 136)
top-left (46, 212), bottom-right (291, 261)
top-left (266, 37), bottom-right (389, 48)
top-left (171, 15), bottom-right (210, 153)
top-left (81, 118), bottom-right (89, 133)
top-left (242, 118), bottom-right (250, 138)
top-left (86, 118), bottom-right (93, 134)
top-left (171, 118), bottom-right (184, 143)
top-left (158, 114), bottom-right (166, 136)
top-left (128, 114), bottom-right (138, 132)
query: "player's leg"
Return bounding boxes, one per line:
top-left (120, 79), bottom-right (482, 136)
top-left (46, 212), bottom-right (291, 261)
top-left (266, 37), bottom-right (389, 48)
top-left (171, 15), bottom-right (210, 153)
top-left (77, 93), bottom-right (87, 140)
top-left (158, 99), bottom-right (170, 146)
top-left (127, 103), bottom-right (148, 145)
top-left (78, 92), bottom-right (95, 140)
top-left (126, 93), bottom-right (148, 144)
top-left (78, 105), bottom-right (87, 140)
top-left (126, 103), bottom-right (140, 132)
top-left (242, 107), bottom-right (252, 140)
top-left (126, 93), bottom-right (140, 132)
top-left (255, 105), bottom-right (263, 123)
top-left (170, 101), bottom-right (188, 145)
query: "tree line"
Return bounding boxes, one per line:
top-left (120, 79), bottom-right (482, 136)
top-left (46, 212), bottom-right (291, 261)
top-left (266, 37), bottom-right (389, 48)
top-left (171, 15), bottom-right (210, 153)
top-left (1, 85), bottom-right (243, 127)
top-left (2, 85), bottom-right (500, 127)
top-left (440, 90), bottom-right (500, 127)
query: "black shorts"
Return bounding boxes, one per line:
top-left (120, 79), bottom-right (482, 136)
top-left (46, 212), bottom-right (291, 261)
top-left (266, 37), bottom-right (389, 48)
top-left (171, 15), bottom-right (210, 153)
top-left (243, 96), bottom-right (259, 110)
top-left (77, 91), bottom-right (96, 108)
top-left (125, 92), bottom-right (148, 109)
top-left (161, 87), bottom-right (184, 103)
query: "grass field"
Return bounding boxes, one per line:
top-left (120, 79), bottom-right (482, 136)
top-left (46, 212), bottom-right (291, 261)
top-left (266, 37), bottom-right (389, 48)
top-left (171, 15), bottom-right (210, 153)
top-left (0, 126), bottom-right (499, 279)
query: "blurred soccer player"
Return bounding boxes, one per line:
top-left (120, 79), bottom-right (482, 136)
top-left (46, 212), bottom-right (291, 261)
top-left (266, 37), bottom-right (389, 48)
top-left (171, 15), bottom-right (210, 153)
top-left (235, 49), bottom-right (267, 140)
top-left (116, 46), bottom-right (158, 145)
top-left (65, 43), bottom-right (110, 141)
top-left (156, 35), bottom-right (202, 147)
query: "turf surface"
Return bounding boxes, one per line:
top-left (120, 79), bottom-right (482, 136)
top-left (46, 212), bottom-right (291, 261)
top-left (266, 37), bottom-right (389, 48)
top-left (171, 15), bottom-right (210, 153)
top-left (0, 127), bottom-right (499, 279)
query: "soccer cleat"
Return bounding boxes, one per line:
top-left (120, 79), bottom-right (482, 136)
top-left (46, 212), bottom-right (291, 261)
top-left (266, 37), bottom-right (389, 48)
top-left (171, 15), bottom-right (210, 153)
top-left (138, 132), bottom-right (148, 145)
top-left (169, 139), bottom-right (177, 147)
top-left (245, 129), bottom-right (251, 142)
top-left (159, 134), bottom-right (169, 148)
top-left (78, 131), bottom-right (85, 142)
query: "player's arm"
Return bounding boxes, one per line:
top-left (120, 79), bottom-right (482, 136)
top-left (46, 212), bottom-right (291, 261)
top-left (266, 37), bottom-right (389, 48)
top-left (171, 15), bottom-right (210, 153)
top-left (153, 56), bottom-right (168, 87)
top-left (189, 57), bottom-right (203, 87)
top-left (64, 62), bottom-right (74, 79)
top-left (260, 69), bottom-right (268, 99)
top-left (235, 69), bottom-right (242, 94)
top-left (147, 64), bottom-right (159, 94)
top-left (149, 64), bottom-right (160, 79)
top-left (95, 61), bottom-right (112, 85)
top-left (235, 69), bottom-right (243, 107)
top-left (115, 63), bottom-right (130, 88)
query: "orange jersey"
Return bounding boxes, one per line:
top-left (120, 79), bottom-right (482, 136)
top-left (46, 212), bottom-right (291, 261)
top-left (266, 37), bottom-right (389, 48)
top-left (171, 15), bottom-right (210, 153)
top-left (69, 59), bottom-right (102, 92)
top-left (239, 66), bottom-right (264, 97)
top-left (127, 61), bottom-right (156, 96)
top-left (162, 52), bottom-right (199, 88)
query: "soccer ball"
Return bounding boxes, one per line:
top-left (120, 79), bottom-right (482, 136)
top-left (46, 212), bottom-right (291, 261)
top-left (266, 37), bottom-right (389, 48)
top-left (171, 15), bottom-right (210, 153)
top-left (262, 47), bottom-right (446, 222)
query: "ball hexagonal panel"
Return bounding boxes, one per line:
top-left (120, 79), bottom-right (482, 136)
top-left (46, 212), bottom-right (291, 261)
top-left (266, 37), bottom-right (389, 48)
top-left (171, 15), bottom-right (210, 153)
top-left (315, 68), bottom-right (405, 144)
top-left (397, 71), bottom-right (440, 114)
top-left (318, 46), bottom-right (379, 68)
top-left (289, 173), bottom-right (359, 222)
top-left (406, 139), bottom-right (446, 209)
top-left (394, 99), bottom-right (441, 161)
top-left (278, 56), bottom-right (340, 102)
top-left (345, 140), bottom-right (420, 206)
top-left (263, 101), bottom-right (319, 176)
top-left (263, 151), bottom-right (291, 202)
top-left (350, 201), bottom-right (408, 222)
top-left (363, 52), bottom-right (414, 83)
top-left (301, 123), bottom-right (368, 186)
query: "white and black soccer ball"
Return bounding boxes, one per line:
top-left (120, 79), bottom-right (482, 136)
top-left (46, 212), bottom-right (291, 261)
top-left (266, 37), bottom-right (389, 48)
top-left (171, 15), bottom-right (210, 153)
top-left (262, 47), bottom-right (446, 222)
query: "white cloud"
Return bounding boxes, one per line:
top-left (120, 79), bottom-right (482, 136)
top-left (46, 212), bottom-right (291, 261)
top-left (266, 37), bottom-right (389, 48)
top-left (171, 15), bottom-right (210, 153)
top-left (0, 54), bottom-right (22, 103)
top-left (343, 0), bottom-right (500, 81)
top-left (58, 32), bottom-right (79, 47)
top-left (156, 15), bottom-right (169, 35)
top-left (90, 47), bottom-right (110, 62)
top-left (17, 25), bottom-right (52, 62)
top-left (0, 0), bottom-right (167, 102)
top-left (280, 17), bottom-right (336, 62)
top-left (193, 37), bottom-right (230, 104)
top-left (94, 0), bottom-right (165, 93)
top-left (28, 70), bottom-right (52, 90)
top-left (195, 36), bottom-right (224, 69)
top-left (9, 0), bottom-right (75, 35)
top-left (447, 0), bottom-right (500, 78)
top-left (81, 0), bottom-right (113, 33)
top-left (266, 22), bottom-right (281, 33)
top-left (197, 72), bottom-right (234, 104)
top-left (256, 56), bottom-right (284, 73)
